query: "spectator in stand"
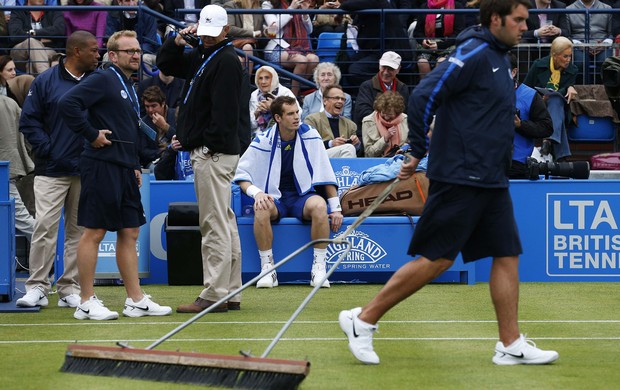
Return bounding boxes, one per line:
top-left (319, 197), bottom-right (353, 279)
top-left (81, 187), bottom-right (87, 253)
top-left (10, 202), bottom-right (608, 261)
top-left (2, 1), bottom-right (15, 23)
top-left (0, 95), bottom-right (36, 242)
top-left (524, 36), bottom-right (578, 161)
top-left (6, 73), bottom-right (35, 106)
top-left (514, 0), bottom-right (568, 78)
top-left (565, 0), bottom-right (613, 84)
top-left (262, 0), bottom-right (319, 96)
top-left (163, 0), bottom-right (209, 25)
top-left (310, 0), bottom-right (351, 44)
top-left (508, 53), bottom-right (553, 179)
top-left (137, 69), bottom-right (184, 116)
top-left (522, 0), bottom-right (568, 44)
top-left (304, 84), bottom-right (359, 157)
top-left (105, 0), bottom-right (159, 67)
top-left (63, 0), bottom-right (108, 48)
top-left (301, 61), bottom-right (352, 120)
top-left (413, 0), bottom-right (466, 79)
top-left (337, 0), bottom-right (413, 88)
top-left (0, 1), bottom-right (12, 55)
top-left (8, 0), bottom-right (65, 76)
top-left (250, 65), bottom-right (297, 135)
top-left (139, 85), bottom-right (177, 168)
top-left (463, 0), bottom-right (480, 27)
top-left (0, 55), bottom-right (16, 96)
top-left (354, 51), bottom-right (409, 148)
top-left (362, 90), bottom-right (409, 157)
top-left (223, 0), bottom-right (265, 72)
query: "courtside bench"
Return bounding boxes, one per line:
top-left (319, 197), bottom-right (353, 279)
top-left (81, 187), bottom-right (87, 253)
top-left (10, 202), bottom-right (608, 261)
top-left (236, 158), bottom-right (476, 285)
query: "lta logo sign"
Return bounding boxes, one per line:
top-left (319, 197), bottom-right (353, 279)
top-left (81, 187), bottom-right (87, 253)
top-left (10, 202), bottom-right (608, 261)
top-left (326, 230), bottom-right (389, 270)
top-left (547, 193), bottom-right (620, 277)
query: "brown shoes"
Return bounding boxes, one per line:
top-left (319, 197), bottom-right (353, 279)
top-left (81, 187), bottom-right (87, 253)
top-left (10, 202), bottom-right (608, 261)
top-left (176, 297), bottom-right (241, 313)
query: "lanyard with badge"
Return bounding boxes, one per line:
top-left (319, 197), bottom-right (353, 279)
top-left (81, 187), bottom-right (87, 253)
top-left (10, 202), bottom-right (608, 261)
top-left (110, 66), bottom-right (158, 141)
top-left (183, 42), bottom-right (232, 104)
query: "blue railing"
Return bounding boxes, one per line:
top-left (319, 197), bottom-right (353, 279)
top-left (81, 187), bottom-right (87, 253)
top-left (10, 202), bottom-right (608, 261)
top-left (2, 5), bottom-right (620, 91)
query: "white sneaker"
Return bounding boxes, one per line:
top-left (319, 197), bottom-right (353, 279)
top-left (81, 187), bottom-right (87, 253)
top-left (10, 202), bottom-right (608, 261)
top-left (256, 263), bottom-right (278, 288)
top-left (492, 334), bottom-right (559, 365)
top-left (74, 296), bottom-right (119, 321)
top-left (16, 286), bottom-right (48, 307)
top-left (310, 262), bottom-right (330, 288)
top-left (58, 294), bottom-right (81, 308)
top-left (339, 307), bottom-right (380, 364)
top-left (123, 295), bottom-right (172, 317)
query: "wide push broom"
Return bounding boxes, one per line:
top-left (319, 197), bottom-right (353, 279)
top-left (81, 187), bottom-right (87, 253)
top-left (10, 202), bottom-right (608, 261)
top-left (61, 176), bottom-right (405, 389)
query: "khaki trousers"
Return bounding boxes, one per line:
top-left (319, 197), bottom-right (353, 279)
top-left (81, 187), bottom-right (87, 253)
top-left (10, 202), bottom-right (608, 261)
top-left (10, 38), bottom-right (56, 76)
top-left (26, 176), bottom-right (82, 298)
top-left (190, 148), bottom-right (242, 303)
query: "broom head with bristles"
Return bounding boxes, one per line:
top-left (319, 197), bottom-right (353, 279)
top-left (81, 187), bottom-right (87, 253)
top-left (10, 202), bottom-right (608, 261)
top-left (61, 344), bottom-right (310, 389)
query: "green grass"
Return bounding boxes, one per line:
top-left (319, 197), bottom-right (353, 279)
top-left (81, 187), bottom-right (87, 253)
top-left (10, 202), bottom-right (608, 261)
top-left (1, 283), bottom-right (619, 389)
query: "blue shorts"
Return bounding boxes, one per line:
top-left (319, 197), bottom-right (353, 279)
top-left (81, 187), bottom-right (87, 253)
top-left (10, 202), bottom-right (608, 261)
top-left (78, 157), bottom-right (146, 231)
top-left (408, 181), bottom-right (522, 262)
top-left (273, 191), bottom-right (318, 221)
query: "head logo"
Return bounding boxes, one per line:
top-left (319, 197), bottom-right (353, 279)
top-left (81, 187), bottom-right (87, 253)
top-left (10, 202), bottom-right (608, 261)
top-left (334, 165), bottom-right (360, 195)
top-left (326, 230), bottom-right (387, 264)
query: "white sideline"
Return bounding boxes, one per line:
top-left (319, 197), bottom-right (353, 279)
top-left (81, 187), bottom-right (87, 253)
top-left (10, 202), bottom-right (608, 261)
top-left (2, 336), bottom-right (620, 345)
top-left (1, 319), bottom-right (620, 326)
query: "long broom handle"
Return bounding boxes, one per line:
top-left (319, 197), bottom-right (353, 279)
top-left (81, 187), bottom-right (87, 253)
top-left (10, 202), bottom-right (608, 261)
top-left (260, 177), bottom-right (402, 358)
top-left (145, 238), bottom-right (332, 350)
top-left (146, 172), bottom-right (405, 352)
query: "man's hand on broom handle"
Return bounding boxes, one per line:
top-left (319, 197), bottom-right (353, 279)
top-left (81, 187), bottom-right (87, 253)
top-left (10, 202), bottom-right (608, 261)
top-left (397, 153), bottom-right (419, 180)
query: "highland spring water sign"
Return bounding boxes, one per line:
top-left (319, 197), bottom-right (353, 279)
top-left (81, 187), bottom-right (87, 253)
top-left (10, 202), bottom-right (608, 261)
top-left (547, 193), bottom-right (620, 277)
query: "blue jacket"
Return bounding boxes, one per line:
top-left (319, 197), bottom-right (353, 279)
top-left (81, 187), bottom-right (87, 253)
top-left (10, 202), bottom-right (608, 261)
top-left (59, 64), bottom-right (142, 169)
top-left (513, 84), bottom-right (536, 164)
top-left (19, 59), bottom-right (89, 177)
top-left (408, 26), bottom-right (515, 188)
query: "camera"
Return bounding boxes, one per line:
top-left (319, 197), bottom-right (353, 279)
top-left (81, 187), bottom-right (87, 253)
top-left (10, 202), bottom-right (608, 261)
top-left (180, 31), bottom-right (200, 48)
top-left (526, 158), bottom-right (590, 180)
top-left (167, 24), bottom-right (200, 47)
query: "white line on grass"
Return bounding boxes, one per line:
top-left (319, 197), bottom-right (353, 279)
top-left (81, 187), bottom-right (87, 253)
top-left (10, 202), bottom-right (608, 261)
top-left (1, 319), bottom-right (619, 326)
top-left (2, 336), bottom-right (620, 345)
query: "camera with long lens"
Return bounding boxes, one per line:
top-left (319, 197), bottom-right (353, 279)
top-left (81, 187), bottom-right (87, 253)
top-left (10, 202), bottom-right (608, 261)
top-left (526, 157), bottom-right (590, 180)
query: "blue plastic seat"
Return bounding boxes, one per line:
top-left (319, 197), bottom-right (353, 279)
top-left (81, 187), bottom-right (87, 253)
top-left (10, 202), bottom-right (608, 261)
top-left (315, 32), bottom-right (344, 63)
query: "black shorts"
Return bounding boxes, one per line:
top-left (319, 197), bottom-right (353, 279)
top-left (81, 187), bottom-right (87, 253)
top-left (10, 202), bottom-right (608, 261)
top-left (78, 157), bottom-right (146, 231)
top-left (408, 181), bottom-right (522, 262)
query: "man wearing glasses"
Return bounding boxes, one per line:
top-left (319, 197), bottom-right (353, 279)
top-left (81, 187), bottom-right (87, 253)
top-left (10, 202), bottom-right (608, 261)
top-left (60, 30), bottom-right (172, 321)
top-left (304, 84), bottom-right (360, 158)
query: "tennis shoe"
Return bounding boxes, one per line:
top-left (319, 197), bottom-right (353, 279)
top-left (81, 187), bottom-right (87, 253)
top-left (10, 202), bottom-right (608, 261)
top-left (493, 334), bottom-right (559, 365)
top-left (123, 295), bottom-right (172, 317)
top-left (16, 286), bottom-right (48, 307)
top-left (339, 307), bottom-right (380, 364)
top-left (256, 262), bottom-right (278, 288)
top-left (74, 296), bottom-right (118, 320)
top-left (310, 261), bottom-right (330, 288)
top-left (58, 293), bottom-right (81, 308)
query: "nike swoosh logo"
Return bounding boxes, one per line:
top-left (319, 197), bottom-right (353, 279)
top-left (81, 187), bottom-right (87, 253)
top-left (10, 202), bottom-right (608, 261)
top-left (79, 308), bottom-right (90, 314)
top-left (127, 305), bottom-right (149, 311)
top-left (352, 316), bottom-right (360, 338)
top-left (492, 67), bottom-right (500, 72)
top-left (498, 351), bottom-right (524, 358)
top-left (39, 295), bottom-right (45, 300)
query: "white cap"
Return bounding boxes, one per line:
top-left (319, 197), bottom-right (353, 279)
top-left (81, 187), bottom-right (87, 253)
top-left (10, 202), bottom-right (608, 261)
top-left (196, 5), bottom-right (227, 37)
top-left (379, 51), bottom-right (402, 69)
